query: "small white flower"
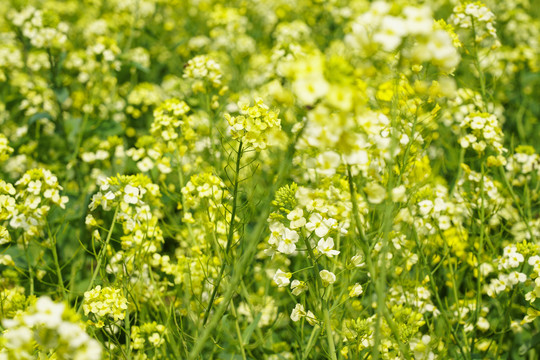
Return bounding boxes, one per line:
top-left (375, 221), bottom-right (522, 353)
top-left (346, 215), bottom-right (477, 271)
top-left (507, 251), bottom-right (524, 268)
top-left (273, 269), bottom-right (292, 287)
top-left (305, 311), bottom-right (318, 326)
top-left (291, 280), bottom-right (308, 296)
top-left (349, 283), bottom-right (363, 297)
top-left (305, 213), bottom-right (331, 237)
top-left (291, 303), bottom-right (306, 322)
top-left (528, 255), bottom-right (540, 267)
top-left (137, 157), bottom-right (154, 172)
top-left (316, 151), bottom-right (341, 176)
top-left (277, 228), bottom-right (299, 254)
top-left (27, 180), bottom-right (42, 195)
top-left (123, 185), bottom-right (140, 204)
top-left (477, 317), bottom-right (490, 331)
top-left (351, 254), bottom-right (365, 267)
top-left (287, 208), bottom-right (306, 229)
top-left (364, 182), bottom-right (386, 204)
top-left (438, 215), bottom-right (451, 230)
top-left (418, 200), bottom-right (434, 216)
top-left (268, 221), bottom-right (285, 246)
top-left (391, 185), bottom-right (407, 202)
top-left (507, 271), bottom-right (526, 285)
top-left (319, 270), bottom-right (336, 286)
top-left (317, 237), bottom-right (340, 258)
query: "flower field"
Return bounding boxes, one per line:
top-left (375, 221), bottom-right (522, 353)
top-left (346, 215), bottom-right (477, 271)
top-left (1, 0), bottom-right (540, 359)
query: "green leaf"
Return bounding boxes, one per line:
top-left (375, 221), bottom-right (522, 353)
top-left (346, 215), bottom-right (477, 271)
top-left (242, 312), bottom-right (261, 343)
top-left (28, 112), bottom-right (53, 125)
top-left (54, 87), bottom-right (69, 104)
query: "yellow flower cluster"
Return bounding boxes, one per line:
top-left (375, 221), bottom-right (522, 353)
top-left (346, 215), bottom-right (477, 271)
top-left (126, 83), bottom-right (164, 119)
top-left (83, 285), bottom-right (128, 327)
top-left (130, 322), bottom-right (167, 352)
top-left (224, 97), bottom-right (282, 150)
top-left (86, 174), bottom-right (164, 276)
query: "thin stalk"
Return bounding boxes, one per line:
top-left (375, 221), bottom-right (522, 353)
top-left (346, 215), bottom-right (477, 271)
top-left (346, 165), bottom-right (411, 360)
top-left (78, 206), bottom-right (119, 313)
top-left (322, 305), bottom-right (337, 360)
top-left (471, 162), bottom-right (486, 354)
top-left (202, 140), bottom-right (243, 325)
top-left (231, 299), bottom-right (247, 360)
top-left (50, 236), bottom-right (66, 297)
top-left (24, 237), bottom-right (34, 296)
top-left (187, 125), bottom-right (301, 360)
top-left (301, 233), bottom-right (336, 359)
top-left (302, 324), bottom-right (321, 360)
top-left (411, 228), bottom-right (469, 359)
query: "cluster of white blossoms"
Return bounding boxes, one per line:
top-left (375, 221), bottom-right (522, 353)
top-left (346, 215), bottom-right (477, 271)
top-left (88, 174), bottom-right (160, 213)
top-left (268, 207), bottom-right (340, 256)
top-left (505, 145), bottom-right (540, 186)
top-left (0, 297), bottom-right (102, 359)
top-left (483, 243), bottom-right (540, 323)
top-left (86, 174), bottom-right (164, 275)
top-left (450, 1), bottom-right (500, 47)
top-left (459, 112), bottom-right (507, 162)
top-left (183, 54), bottom-right (224, 93)
top-left (7, 7), bottom-right (69, 49)
top-left (290, 303), bottom-right (318, 325)
top-left (346, 2), bottom-right (460, 72)
top-left (0, 168), bottom-right (68, 242)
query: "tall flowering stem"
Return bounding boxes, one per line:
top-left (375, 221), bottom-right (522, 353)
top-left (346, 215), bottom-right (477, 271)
top-left (203, 140), bottom-right (243, 325)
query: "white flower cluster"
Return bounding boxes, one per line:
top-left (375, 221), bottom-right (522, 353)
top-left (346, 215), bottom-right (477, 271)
top-left (89, 176), bottom-right (159, 213)
top-left (290, 303), bottom-right (318, 325)
top-left (183, 54), bottom-right (224, 92)
top-left (459, 112), bottom-right (506, 159)
top-left (8, 7), bottom-right (69, 49)
top-left (268, 208), bottom-right (340, 256)
top-left (0, 297), bottom-right (102, 360)
top-left (505, 146), bottom-right (540, 186)
top-left (485, 245), bottom-right (532, 299)
top-left (0, 168), bottom-right (68, 241)
top-left (87, 175), bottom-right (164, 273)
top-left (450, 1), bottom-right (500, 47)
top-left (346, 2), bottom-right (460, 72)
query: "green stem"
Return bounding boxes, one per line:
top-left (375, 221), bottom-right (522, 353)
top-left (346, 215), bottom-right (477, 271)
top-left (202, 140), bottom-right (243, 325)
top-left (302, 324), bottom-right (322, 360)
top-left (471, 162), bottom-right (486, 354)
top-left (231, 299), bottom-right (247, 360)
top-left (411, 228), bottom-right (469, 359)
top-left (187, 126), bottom-right (301, 360)
top-left (51, 236), bottom-right (66, 297)
top-left (346, 165), bottom-right (411, 360)
top-left (323, 305), bottom-right (337, 360)
top-left (78, 206), bottom-right (119, 312)
top-left (24, 237), bottom-right (34, 296)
